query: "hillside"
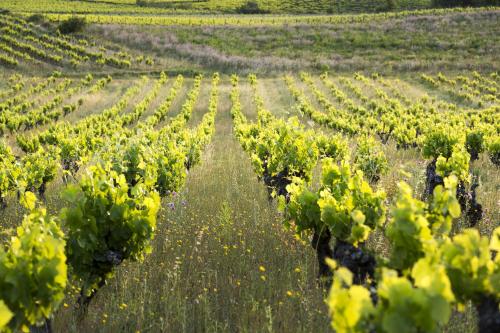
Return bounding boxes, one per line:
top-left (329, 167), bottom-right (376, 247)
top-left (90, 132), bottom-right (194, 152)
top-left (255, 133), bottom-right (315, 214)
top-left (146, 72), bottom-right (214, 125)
top-left (1, 8), bottom-right (498, 75)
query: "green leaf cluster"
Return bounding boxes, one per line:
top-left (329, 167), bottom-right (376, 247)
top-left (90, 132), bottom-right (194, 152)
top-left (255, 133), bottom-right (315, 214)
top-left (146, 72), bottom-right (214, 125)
top-left (354, 135), bottom-right (389, 183)
top-left (285, 159), bottom-right (386, 246)
top-left (422, 126), bottom-right (463, 160)
top-left (435, 146), bottom-right (470, 183)
top-left (61, 164), bottom-right (160, 296)
top-left (386, 176), bottom-right (461, 271)
top-left (0, 194), bottom-right (66, 331)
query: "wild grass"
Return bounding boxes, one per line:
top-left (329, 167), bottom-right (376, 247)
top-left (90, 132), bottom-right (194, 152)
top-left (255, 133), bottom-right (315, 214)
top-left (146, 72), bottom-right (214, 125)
top-left (92, 10), bottom-right (500, 74)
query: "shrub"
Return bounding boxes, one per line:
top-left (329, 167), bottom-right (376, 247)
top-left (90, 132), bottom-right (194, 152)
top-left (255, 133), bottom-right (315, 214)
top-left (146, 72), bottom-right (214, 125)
top-left (386, 0), bottom-right (396, 10)
top-left (236, 1), bottom-right (270, 14)
top-left (58, 17), bottom-right (86, 35)
top-left (432, 0), bottom-right (500, 7)
top-left (27, 14), bottom-right (44, 23)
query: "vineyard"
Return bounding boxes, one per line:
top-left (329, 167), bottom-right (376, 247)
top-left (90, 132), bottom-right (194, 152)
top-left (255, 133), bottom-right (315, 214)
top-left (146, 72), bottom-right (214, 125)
top-left (32, 7), bottom-right (498, 26)
top-left (0, 12), bottom-right (157, 71)
top-left (0, 3), bottom-right (499, 333)
top-left (0, 0), bottom-right (434, 15)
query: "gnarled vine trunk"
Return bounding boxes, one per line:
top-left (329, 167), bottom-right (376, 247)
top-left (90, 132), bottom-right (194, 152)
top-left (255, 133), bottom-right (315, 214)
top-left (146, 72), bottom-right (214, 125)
top-left (476, 295), bottom-right (500, 333)
top-left (467, 181), bottom-right (483, 227)
top-left (424, 159), bottom-right (443, 198)
top-left (311, 228), bottom-right (333, 281)
top-left (456, 181), bottom-right (468, 212)
top-left (333, 240), bottom-right (376, 285)
top-left (77, 250), bottom-right (123, 317)
top-left (30, 318), bottom-right (52, 333)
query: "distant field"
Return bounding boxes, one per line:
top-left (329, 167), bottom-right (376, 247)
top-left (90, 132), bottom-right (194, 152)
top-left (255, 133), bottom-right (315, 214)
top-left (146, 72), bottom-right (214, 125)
top-left (0, 0), bottom-right (433, 14)
top-left (91, 9), bottom-right (500, 73)
top-left (1, 8), bottom-right (497, 74)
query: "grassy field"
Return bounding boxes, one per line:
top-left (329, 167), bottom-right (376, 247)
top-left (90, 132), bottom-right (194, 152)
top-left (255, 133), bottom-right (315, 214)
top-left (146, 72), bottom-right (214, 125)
top-left (0, 4), bottom-right (499, 333)
top-left (90, 9), bottom-right (500, 73)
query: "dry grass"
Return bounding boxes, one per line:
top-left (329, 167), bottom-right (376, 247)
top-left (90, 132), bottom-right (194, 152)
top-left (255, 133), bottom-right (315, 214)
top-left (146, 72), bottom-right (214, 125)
top-left (89, 10), bottom-right (500, 74)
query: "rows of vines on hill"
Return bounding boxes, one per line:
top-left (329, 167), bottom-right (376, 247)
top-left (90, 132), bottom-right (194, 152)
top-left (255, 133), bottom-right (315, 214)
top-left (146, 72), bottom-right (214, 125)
top-left (34, 6), bottom-right (497, 26)
top-left (0, 12), bottom-right (155, 69)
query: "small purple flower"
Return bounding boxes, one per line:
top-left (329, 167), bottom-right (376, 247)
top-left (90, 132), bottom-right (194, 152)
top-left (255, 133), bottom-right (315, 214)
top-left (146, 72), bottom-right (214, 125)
top-left (167, 202), bottom-right (175, 210)
top-left (181, 200), bottom-right (187, 207)
top-left (172, 191), bottom-right (178, 197)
